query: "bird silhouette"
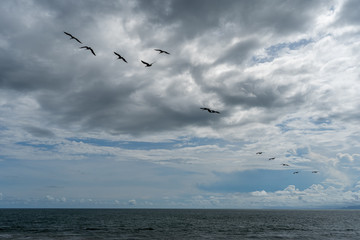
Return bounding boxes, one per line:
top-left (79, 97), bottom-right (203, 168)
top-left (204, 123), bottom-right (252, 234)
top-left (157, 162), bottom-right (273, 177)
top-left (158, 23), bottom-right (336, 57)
top-left (312, 171), bottom-right (319, 173)
top-left (154, 49), bottom-right (170, 55)
top-left (200, 107), bottom-right (220, 114)
top-left (281, 163), bottom-right (290, 166)
top-left (256, 152), bottom-right (263, 155)
top-left (268, 157), bottom-right (276, 160)
top-left (293, 171), bottom-right (299, 174)
top-left (80, 46), bottom-right (96, 56)
top-left (64, 32), bottom-right (82, 44)
top-left (114, 52), bottom-right (127, 63)
top-left (141, 60), bottom-right (155, 67)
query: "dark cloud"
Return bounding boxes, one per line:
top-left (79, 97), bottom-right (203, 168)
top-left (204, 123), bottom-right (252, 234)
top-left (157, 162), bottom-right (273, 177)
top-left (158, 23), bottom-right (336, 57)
top-left (24, 126), bottom-right (55, 138)
top-left (337, 0), bottom-right (360, 25)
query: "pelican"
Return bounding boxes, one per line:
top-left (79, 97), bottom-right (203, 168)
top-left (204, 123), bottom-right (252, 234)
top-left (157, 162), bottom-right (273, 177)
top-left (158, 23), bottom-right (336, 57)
top-left (256, 152), bottom-right (263, 155)
top-left (293, 171), bottom-right (299, 174)
top-left (154, 49), bottom-right (170, 55)
top-left (269, 157), bottom-right (276, 160)
top-left (114, 52), bottom-right (127, 63)
top-left (141, 60), bottom-right (155, 67)
top-left (281, 163), bottom-right (289, 166)
top-left (200, 107), bottom-right (220, 114)
top-left (80, 46), bottom-right (96, 56)
top-left (64, 32), bottom-right (82, 44)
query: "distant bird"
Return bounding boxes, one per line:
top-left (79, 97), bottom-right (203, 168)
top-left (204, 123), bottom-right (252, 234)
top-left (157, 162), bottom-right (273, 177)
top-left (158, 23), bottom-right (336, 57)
top-left (281, 163), bottom-right (290, 166)
top-left (114, 52), bottom-right (127, 63)
top-left (200, 107), bottom-right (220, 114)
top-left (64, 32), bottom-right (82, 44)
top-left (312, 171), bottom-right (319, 173)
top-left (293, 171), bottom-right (299, 174)
top-left (80, 46), bottom-right (96, 56)
top-left (154, 49), bottom-right (170, 55)
top-left (141, 60), bottom-right (155, 67)
top-left (268, 157), bottom-right (276, 161)
top-left (256, 152), bottom-right (263, 155)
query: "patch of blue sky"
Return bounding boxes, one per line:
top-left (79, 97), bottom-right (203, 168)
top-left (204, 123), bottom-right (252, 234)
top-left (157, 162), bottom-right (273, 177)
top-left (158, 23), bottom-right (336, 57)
top-left (309, 117), bottom-right (332, 125)
top-left (66, 136), bottom-right (233, 150)
top-left (276, 117), bottom-right (335, 133)
top-left (252, 38), bottom-right (312, 64)
top-left (198, 169), bottom-right (323, 193)
top-left (15, 141), bottom-right (57, 151)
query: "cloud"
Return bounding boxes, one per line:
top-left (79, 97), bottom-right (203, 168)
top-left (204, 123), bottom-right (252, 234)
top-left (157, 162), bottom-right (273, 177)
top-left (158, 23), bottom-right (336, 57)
top-left (0, 0), bottom-right (360, 208)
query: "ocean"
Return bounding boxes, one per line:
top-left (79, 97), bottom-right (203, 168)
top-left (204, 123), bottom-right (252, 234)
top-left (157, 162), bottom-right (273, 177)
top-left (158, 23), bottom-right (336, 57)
top-left (0, 209), bottom-right (359, 239)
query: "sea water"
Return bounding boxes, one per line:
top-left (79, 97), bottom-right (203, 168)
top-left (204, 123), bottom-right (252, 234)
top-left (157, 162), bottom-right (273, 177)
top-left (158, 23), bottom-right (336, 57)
top-left (0, 209), bottom-right (359, 239)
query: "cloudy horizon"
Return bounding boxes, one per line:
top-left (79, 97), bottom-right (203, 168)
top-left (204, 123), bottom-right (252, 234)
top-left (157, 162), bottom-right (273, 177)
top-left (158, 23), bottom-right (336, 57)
top-left (1, 0), bottom-right (360, 208)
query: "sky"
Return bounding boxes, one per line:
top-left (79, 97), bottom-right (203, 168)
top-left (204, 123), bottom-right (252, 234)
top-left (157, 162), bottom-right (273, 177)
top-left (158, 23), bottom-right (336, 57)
top-left (0, 0), bottom-right (360, 209)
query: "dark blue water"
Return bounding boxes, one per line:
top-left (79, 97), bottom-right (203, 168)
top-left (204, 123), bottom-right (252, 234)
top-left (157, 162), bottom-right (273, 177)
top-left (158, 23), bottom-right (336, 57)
top-left (0, 209), bottom-right (359, 239)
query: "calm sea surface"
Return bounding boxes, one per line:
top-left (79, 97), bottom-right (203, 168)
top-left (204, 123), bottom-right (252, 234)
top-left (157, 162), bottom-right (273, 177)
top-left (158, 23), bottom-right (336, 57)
top-left (0, 209), bottom-right (359, 239)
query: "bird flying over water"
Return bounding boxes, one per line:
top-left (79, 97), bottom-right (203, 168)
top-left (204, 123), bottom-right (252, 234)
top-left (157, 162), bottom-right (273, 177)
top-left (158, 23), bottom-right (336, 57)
top-left (200, 107), bottom-right (220, 114)
top-left (154, 49), bottom-right (170, 55)
top-left (64, 32), bottom-right (82, 44)
top-left (256, 152), bottom-right (263, 155)
top-left (268, 157), bottom-right (276, 161)
top-left (293, 171), bottom-right (299, 174)
top-left (80, 46), bottom-right (96, 56)
top-left (312, 171), bottom-right (319, 173)
top-left (141, 60), bottom-right (155, 67)
top-left (281, 163), bottom-right (289, 166)
top-left (114, 52), bottom-right (127, 63)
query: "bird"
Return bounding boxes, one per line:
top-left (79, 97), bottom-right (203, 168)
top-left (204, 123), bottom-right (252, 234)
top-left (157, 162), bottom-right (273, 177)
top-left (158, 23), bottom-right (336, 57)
top-left (256, 152), bottom-right (263, 155)
top-left (64, 32), bottom-right (82, 44)
top-left (268, 157), bottom-right (276, 160)
top-left (114, 52), bottom-right (127, 63)
top-left (80, 46), bottom-right (96, 56)
top-left (281, 163), bottom-right (289, 166)
top-left (154, 49), bottom-right (170, 55)
top-left (141, 60), bottom-right (155, 67)
top-left (200, 107), bottom-right (220, 114)
top-left (312, 171), bottom-right (319, 173)
top-left (293, 171), bottom-right (299, 174)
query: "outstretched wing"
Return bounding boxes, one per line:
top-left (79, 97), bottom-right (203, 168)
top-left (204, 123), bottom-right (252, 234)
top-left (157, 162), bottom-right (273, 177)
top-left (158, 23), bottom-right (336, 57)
top-left (64, 31), bottom-right (72, 37)
top-left (89, 48), bottom-right (96, 56)
top-left (73, 37), bottom-right (82, 44)
top-left (114, 52), bottom-right (120, 57)
top-left (121, 57), bottom-right (128, 63)
top-left (141, 60), bottom-right (149, 65)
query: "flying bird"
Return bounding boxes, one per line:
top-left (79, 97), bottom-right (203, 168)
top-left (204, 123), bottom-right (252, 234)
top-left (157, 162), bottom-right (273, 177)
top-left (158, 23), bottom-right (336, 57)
top-left (200, 107), bottom-right (220, 114)
top-left (141, 60), bottom-right (155, 67)
top-left (312, 171), bottom-right (319, 173)
top-left (293, 171), bottom-right (299, 174)
top-left (64, 32), bottom-right (82, 44)
top-left (256, 152), bottom-right (263, 155)
top-left (80, 46), bottom-right (96, 56)
top-left (281, 163), bottom-right (290, 166)
top-left (268, 157), bottom-right (276, 161)
top-left (154, 49), bottom-right (170, 55)
top-left (114, 52), bottom-right (127, 63)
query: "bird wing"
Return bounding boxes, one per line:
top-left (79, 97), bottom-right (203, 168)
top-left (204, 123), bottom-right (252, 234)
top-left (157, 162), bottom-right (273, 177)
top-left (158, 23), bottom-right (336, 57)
top-left (122, 57), bottom-right (128, 63)
top-left (73, 37), bottom-right (82, 44)
top-left (90, 48), bottom-right (96, 56)
top-left (64, 32), bottom-right (72, 37)
top-left (80, 46), bottom-right (88, 49)
top-left (154, 49), bottom-right (161, 52)
top-left (114, 52), bottom-right (120, 57)
top-left (141, 60), bottom-right (149, 65)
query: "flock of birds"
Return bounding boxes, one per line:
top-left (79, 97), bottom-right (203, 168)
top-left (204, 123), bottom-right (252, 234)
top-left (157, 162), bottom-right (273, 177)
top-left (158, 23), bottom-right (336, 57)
top-left (255, 152), bottom-right (319, 175)
top-left (64, 31), bottom-right (220, 114)
top-left (65, 31), bottom-right (318, 176)
top-left (64, 31), bottom-right (169, 67)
